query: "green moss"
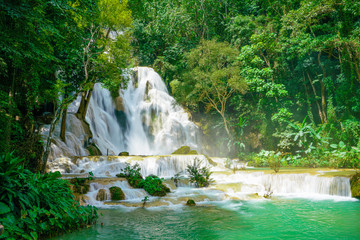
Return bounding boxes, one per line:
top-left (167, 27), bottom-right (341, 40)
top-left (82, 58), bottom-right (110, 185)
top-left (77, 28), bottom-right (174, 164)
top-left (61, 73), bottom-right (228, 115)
top-left (188, 150), bottom-right (198, 154)
top-left (350, 173), bottom-right (360, 198)
top-left (87, 143), bottom-right (101, 156)
top-left (186, 199), bottom-right (196, 206)
top-left (109, 186), bottom-right (125, 200)
top-left (119, 151), bottom-right (129, 156)
top-left (172, 146), bottom-right (191, 154)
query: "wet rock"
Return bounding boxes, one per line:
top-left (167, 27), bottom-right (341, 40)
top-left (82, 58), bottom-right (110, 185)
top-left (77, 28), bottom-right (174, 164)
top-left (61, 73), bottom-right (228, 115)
top-left (96, 189), bottom-right (107, 201)
top-left (119, 151), bottom-right (129, 156)
top-left (186, 199), bottom-right (196, 206)
top-left (188, 150), bottom-right (198, 154)
top-left (109, 186), bottom-right (125, 200)
top-left (172, 146), bottom-right (191, 154)
top-left (87, 143), bottom-right (101, 156)
top-left (350, 172), bottom-right (360, 198)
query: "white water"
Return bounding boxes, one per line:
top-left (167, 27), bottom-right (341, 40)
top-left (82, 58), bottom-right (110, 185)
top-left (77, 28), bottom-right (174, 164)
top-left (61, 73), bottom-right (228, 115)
top-left (51, 155), bottom-right (354, 206)
top-left (46, 67), bottom-right (202, 159)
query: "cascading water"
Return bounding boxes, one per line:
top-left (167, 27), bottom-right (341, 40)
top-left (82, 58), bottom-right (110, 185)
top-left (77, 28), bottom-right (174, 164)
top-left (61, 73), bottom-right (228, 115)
top-left (44, 66), bottom-right (356, 208)
top-left (45, 67), bottom-right (202, 160)
top-left (87, 67), bottom-right (202, 155)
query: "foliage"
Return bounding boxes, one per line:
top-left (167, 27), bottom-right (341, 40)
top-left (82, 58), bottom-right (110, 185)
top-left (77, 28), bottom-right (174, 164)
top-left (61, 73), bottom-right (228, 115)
top-left (69, 178), bottom-right (90, 194)
top-left (0, 152), bottom-right (98, 240)
top-left (109, 186), bottom-right (125, 200)
top-left (143, 175), bottom-right (170, 196)
top-left (130, 0), bottom-right (360, 160)
top-left (116, 163), bottom-right (144, 188)
top-left (186, 158), bottom-right (213, 188)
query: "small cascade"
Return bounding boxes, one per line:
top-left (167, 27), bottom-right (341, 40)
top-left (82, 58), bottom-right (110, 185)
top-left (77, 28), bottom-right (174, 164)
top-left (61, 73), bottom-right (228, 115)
top-left (50, 155), bottom-right (210, 178)
top-left (213, 172), bottom-right (352, 198)
top-left (86, 180), bottom-right (147, 207)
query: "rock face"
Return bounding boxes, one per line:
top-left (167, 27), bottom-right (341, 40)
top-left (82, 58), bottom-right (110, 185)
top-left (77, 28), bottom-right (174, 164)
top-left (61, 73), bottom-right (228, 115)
top-left (96, 189), bottom-right (107, 201)
top-left (350, 173), bottom-right (360, 198)
top-left (109, 186), bottom-right (125, 200)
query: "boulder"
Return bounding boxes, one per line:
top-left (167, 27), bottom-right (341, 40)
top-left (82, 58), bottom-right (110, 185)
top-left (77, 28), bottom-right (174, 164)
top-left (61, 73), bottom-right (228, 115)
top-left (172, 146), bottom-right (191, 154)
top-left (96, 189), bottom-right (107, 201)
top-left (119, 152), bottom-right (129, 156)
top-left (109, 186), bottom-right (125, 200)
top-left (186, 199), bottom-right (196, 206)
top-left (350, 172), bottom-right (360, 198)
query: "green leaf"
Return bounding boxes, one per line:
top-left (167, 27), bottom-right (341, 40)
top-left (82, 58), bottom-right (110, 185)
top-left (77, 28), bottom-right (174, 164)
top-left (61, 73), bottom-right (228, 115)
top-left (0, 201), bottom-right (11, 214)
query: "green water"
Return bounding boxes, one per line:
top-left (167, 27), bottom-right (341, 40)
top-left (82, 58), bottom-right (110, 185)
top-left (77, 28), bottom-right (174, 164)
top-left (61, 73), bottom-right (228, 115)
top-left (54, 198), bottom-right (360, 240)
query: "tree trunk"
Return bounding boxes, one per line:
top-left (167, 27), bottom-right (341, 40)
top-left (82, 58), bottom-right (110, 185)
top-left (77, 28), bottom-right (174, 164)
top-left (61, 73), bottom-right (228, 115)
top-left (60, 108), bottom-right (67, 142)
top-left (41, 92), bottom-right (81, 173)
top-left (4, 68), bottom-right (16, 153)
top-left (76, 83), bottom-right (94, 121)
top-left (306, 71), bottom-right (325, 123)
top-left (318, 52), bottom-right (327, 123)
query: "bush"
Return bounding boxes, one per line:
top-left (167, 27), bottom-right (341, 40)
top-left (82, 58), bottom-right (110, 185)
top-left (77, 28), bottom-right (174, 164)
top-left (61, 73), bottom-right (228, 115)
top-left (109, 186), bottom-right (125, 200)
top-left (0, 152), bottom-right (98, 240)
top-left (116, 163), bottom-right (144, 188)
top-left (186, 158), bottom-right (213, 187)
top-left (143, 175), bottom-right (170, 196)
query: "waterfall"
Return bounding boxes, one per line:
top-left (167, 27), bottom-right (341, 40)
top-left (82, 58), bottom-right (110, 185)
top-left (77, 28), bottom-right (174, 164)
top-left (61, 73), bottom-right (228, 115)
top-left (44, 67), bottom-right (202, 160)
top-left (87, 66), bottom-right (201, 156)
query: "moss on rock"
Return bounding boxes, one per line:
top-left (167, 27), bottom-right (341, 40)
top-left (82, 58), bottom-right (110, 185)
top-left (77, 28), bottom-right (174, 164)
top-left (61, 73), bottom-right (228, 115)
top-left (186, 199), bottom-right (196, 206)
top-left (188, 150), bottom-right (198, 154)
top-left (96, 189), bottom-right (107, 201)
top-left (350, 172), bottom-right (360, 198)
top-left (109, 186), bottom-right (125, 200)
top-left (172, 146), bottom-right (191, 154)
top-left (119, 151), bottom-right (129, 156)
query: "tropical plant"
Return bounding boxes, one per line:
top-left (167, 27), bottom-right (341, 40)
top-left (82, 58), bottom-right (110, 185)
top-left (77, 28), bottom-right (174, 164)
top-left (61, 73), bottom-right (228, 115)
top-left (186, 158), bottom-right (213, 188)
top-left (143, 175), bottom-right (170, 196)
top-left (116, 163), bottom-right (144, 188)
top-left (0, 152), bottom-right (98, 240)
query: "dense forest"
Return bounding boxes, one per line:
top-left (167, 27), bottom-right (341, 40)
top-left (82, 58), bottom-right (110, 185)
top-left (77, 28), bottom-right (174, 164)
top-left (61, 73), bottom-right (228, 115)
top-left (1, 0), bottom-right (360, 238)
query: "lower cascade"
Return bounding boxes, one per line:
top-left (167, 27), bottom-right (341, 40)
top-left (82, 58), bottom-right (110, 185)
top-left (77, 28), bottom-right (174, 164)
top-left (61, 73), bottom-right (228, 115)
top-left (51, 155), bottom-right (353, 208)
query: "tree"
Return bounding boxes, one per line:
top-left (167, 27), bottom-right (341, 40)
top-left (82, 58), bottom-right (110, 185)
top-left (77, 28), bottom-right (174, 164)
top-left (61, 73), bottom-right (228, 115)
top-left (172, 39), bottom-right (247, 137)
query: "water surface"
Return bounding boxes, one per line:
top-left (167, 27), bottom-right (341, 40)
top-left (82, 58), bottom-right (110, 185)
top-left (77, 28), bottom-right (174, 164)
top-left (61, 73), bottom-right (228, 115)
top-left (53, 198), bottom-right (360, 239)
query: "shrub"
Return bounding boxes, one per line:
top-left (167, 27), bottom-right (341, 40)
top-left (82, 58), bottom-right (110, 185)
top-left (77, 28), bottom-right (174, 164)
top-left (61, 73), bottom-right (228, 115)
top-left (109, 186), bottom-right (125, 200)
top-left (0, 152), bottom-right (98, 240)
top-left (186, 158), bottom-right (213, 187)
top-left (116, 163), bottom-right (144, 188)
top-left (143, 175), bottom-right (170, 196)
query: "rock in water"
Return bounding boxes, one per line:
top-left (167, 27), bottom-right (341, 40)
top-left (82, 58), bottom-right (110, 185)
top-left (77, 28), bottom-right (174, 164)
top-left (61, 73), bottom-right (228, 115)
top-left (109, 186), bottom-right (125, 200)
top-left (118, 152), bottom-right (129, 156)
top-left (172, 146), bottom-right (191, 154)
top-left (186, 199), bottom-right (196, 206)
top-left (96, 189), bottom-right (107, 201)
